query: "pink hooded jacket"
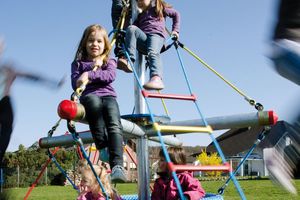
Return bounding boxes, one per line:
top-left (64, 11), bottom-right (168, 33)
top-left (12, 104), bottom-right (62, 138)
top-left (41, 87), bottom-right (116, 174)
top-left (77, 191), bottom-right (105, 200)
top-left (151, 171), bottom-right (205, 200)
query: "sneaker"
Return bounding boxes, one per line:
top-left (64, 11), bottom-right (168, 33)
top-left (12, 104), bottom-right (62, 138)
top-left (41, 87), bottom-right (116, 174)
top-left (143, 76), bottom-right (164, 90)
top-left (111, 165), bottom-right (127, 183)
top-left (117, 58), bottom-right (133, 73)
top-left (265, 148), bottom-right (297, 194)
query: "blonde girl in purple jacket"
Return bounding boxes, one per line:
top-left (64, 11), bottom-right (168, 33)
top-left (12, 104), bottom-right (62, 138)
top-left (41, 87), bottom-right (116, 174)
top-left (71, 24), bottom-right (126, 183)
top-left (151, 147), bottom-right (206, 200)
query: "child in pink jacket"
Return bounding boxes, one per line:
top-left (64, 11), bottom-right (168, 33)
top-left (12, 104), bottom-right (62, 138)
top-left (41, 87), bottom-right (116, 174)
top-left (151, 147), bottom-right (205, 200)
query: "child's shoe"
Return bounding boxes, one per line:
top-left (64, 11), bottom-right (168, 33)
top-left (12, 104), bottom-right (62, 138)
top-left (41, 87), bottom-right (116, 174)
top-left (111, 165), bottom-right (127, 183)
top-left (143, 76), bottom-right (164, 90)
top-left (117, 58), bottom-right (133, 73)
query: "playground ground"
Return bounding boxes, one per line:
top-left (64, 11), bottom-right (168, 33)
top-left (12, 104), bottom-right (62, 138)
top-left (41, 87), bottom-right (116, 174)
top-left (0, 179), bottom-right (299, 200)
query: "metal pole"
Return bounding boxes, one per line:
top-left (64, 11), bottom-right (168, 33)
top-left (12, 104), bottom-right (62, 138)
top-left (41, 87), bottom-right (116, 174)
top-left (38, 125), bottom-right (182, 148)
top-left (17, 165), bottom-right (19, 188)
top-left (45, 167), bottom-right (47, 185)
top-left (135, 53), bottom-right (150, 200)
top-left (169, 111), bottom-right (278, 130)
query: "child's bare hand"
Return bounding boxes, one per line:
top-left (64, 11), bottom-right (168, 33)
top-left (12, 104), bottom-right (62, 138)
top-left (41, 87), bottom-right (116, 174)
top-left (76, 72), bottom-right (89, 88)
top-left (171, 31), bottom-right (179, 40)
top-left (94, 59), bottom-right (103, 68)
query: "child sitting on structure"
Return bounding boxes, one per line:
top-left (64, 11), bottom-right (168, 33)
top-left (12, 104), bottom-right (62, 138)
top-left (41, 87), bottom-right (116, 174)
top-left (151, 147), bottom-right (206, 200)
top-left (71, 24), bottom-right (127, 183)
top-left (118, 0), bottom-right (180, 90)
top-left (77, 160), bottom-right (119, 200)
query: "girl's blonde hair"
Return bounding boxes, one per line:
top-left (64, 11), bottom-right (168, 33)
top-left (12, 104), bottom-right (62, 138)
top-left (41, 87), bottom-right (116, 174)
top-left (74, 24), bottom-right (111, 64)
top-left (155, 0), bottom-right (172, 20)
top-left (79, 160), bottom-right (114, 199)
top-left (159, 146), bottom-right (186, 165)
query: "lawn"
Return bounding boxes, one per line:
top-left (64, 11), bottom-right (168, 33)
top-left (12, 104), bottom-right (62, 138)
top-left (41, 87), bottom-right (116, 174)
top-left (0, 179), bottom-right (299, 200)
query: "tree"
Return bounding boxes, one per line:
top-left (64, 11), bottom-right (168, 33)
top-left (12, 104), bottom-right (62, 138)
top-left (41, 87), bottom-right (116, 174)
top-left (196, 150), bottom-right (222, 177)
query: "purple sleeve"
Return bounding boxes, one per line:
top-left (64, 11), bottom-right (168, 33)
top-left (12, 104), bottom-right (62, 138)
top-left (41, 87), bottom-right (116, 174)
top-left (181, 173), bottom-right (206, 200)
top-left (88, 59), bottom-right (117, 84)
top-left (71, 61), bottom-right (81, 91)
top-left (164, 7), bottom-right (180, 33)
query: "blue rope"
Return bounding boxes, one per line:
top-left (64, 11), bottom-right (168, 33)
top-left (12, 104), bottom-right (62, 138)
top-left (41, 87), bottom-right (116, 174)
top-left (71, 134), bottom-right (109, 200)
top-left (174, 44), bottom-right (246, 200)
top-left (123, 45), bottom-right (186, 200)
top-left (120, 193), bottom-right (224, 200)
top-left (108, 29), bottom-right (117, 37)
top-left (218, 129), bottom-right (268, 195)
top-left (49, 152), bottom-right (79, 192)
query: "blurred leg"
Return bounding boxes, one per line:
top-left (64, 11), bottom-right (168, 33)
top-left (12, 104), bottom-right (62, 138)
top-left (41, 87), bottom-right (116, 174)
top-left (0, 96), bottom-right (14, 166)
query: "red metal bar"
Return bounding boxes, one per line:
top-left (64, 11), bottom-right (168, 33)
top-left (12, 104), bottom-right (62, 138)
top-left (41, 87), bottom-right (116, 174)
top-left (77, 145), bottom-right (83, 160)
top-left (24, 147), bottom-right (60, 200)
top-left (173, 162), bottom-right (231, 172)
top-left (142, 90), bottom-right (196, 101)
top-left (92, 149), bottom-right (98, 164)
top-left (167, 162), bottom-right (175, 172)
top-left (124, 145), bottom-right (138, 167)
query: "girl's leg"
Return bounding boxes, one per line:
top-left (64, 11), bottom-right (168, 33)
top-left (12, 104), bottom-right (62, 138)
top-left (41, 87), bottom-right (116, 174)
top-left (0, 96), bottom-right (14, 165)
top-left (125, 25), bottom-right (147, 61)
top-left (118, 25), bottom-right (147, 72)
top-left (143, 34), bottom-right (165, 90)
top-left (80, 95), bottom-right (108, 150)
top-left (146, 34), bottom-right (165, 78)
top-left (111, 0), bottom-right (123, 29)
top-left (103, 97), bottom-right (127, 183)
top-left (102, 97), bottom-right (123, 168)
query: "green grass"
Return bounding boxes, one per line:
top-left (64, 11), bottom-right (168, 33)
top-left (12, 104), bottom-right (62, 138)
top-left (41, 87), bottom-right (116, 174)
top-left (0, 179), bottom-right (299, 200)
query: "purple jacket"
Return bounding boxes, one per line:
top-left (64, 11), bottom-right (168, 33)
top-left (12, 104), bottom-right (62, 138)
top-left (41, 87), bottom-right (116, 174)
top-left (71, 58), bottom-right (117, 98)
top-left (151, 171), bottom-right (205, 200)
top-left (134, 6), bottom-right (180, 38)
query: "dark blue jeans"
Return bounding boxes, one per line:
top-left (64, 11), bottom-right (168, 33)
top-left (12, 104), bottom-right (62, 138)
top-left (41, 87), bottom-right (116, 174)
top-left (111, 0), bottom-right (138, 57)
top-left (125, 25), bottom-right (165, 78)
top-left (81, 94), bottom-right (123, 168)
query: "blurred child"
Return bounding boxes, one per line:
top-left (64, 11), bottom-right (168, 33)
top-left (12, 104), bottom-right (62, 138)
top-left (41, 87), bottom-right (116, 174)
top-left (151, 147), bottom-right (205, 200)
top-left (118, 0), bottom-right (180, 90)
top-left (77, 160), bottom-right (119, 200)
top-left (266, 0), bottom-right (300, 194)
top-left (0, 65), bottom-right (16, 166)
top-left (71, 24), bottom-right (127, 183)
top-left (0, 40), bottom-right (64, 166)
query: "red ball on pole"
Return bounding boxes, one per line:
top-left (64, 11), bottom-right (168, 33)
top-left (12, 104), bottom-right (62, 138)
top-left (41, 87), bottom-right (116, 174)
top-left (57, 100), bottom-right (86, 121)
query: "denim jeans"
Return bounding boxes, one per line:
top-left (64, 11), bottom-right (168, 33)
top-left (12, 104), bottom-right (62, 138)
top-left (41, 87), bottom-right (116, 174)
top-left (111, 0), bottom-right (138, 28)
top-left (125, 25), bottom-right (165, 78)
top-left (271, 39), bottom-right (300, 86)
top-left (111, 0), bottom-right (123, 29)
top-left (0, 96), bottom-right (14, 166)
top-left (112, 0), bottom-right (139, 57)
top-left (80, 94), bottom-right (123, 168)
